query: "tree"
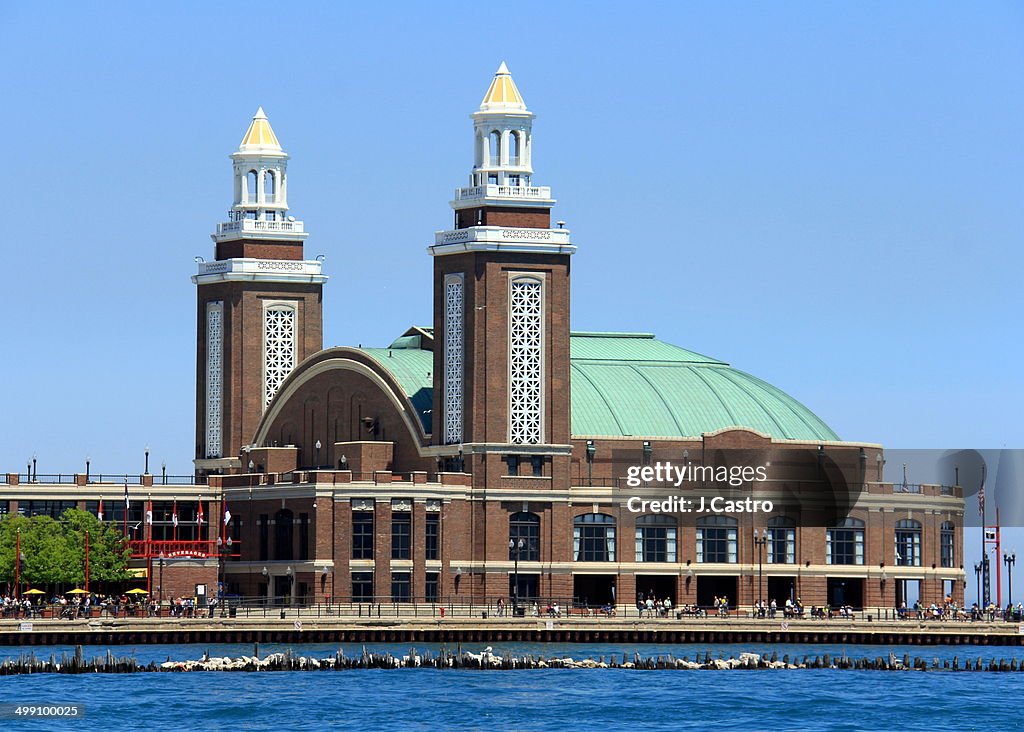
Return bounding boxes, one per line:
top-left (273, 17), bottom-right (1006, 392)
top-left (0, 509), bottom-right (131, 588)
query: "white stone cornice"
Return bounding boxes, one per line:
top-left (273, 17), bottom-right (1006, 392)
top-left (428, 226), bottom-right (575, 257)
top-left (192, 257), bottom-right (328, 285)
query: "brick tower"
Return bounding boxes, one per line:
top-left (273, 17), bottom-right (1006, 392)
top-left (430, 63), bottom-right (576, 482)
top-left (193, 108), bottom-right (326, 474)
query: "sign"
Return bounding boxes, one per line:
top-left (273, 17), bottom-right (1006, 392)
top-left (19, 622), bottom-right (32, 632)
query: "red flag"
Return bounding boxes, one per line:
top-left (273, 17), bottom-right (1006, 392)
top-left (197, 500), bottom-right (205, 525)
top-left (978, 467), bottom-right (986, 517)
top-left (97, 498), bottom-right (104, 522)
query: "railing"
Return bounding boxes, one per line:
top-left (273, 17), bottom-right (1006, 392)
top-left (216, 219), bottom-right (304, 235)
top-left (893, 483), bottom-right (923, 494)
top-left (129, 539), bottom-right (242, 559)
top-left (454, 184), bottom-right (550, 201)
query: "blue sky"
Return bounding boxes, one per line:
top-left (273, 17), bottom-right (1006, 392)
top-left (2, 0), bottom-right (1021, 488)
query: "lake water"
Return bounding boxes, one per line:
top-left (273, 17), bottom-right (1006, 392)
top-left (0, 642), bottom-right (1020, 730)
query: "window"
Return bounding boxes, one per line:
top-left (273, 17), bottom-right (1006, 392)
top-left (263, 303), bottom-right (297, 410)
top-left (509, 512), bottom-right (540, 561)
top-left (505, 455), bottom-right (520, 476)
top-left (573, 513), bottom-right (616, 562)
top-left (697, 516), bottom-right (737, 563)
top-left (941, 521), bottom-right (955, 568)
top-left (425, 513), bottom-right (440, 560)
top-left (488, 174), bottom-right (498, 184)
top-left (489, 130), bottom-right (500, 165)
top-left (246, 170), bottom-right (258, 201)
top-left (767, 516), bottom-right (796, 564)
top-left (274, 509), bottom-right (293, 561)
top-left (635, 515), bottom-right (677, 562)
top-left (205, 301), bottom-right (223, 459)
top-left (531, 456), bottom-right (544, 476)
top-left (20, 501), bottom-right (76, 519)
top-left (298, 513), bottom-right (309, 561)
top-left (425, 572), bottom-right (440, 603)
top-left (352, 572), bottom-right (373, 602)
top-left (258, 514), bottom-right (269, 561)
top-left (391, 509), bottom-right (411, 559)
top-left (264, 169), bottom-right (276, 199)
top-left (265, 210), bottom-right (276, 221)
top-left (352, 511), bottom-right (373, 559)
top-left (826, 518), bottom-right (865, 565)
top-left (509, 131), bottom-right (520, 165)
top-left (895, 519), bottom-right (921, 567)
top-left (391, 572), bottom-right (411, 602)
top-left (443, 273), bottom-right (464, 445)
top-left (508, 275), bottom-right (544, 444)
top-left (508, 174), bottom-right (520, 187)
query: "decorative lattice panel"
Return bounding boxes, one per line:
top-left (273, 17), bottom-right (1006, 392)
top-left (205, 301), bottom-right (223, 458)
top-left (444, 274), bottom-right (464, 444)
top-left (264, 305), bottom-right (296, 410)
top-left (509, 277), bottom-right (543, 444)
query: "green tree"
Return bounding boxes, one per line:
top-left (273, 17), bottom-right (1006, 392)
top-left (0, 510), bottom-right (131, 589)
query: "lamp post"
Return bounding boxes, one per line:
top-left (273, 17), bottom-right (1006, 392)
top-left (1004, 552), bottom-right (1016, 605)
top-left (753, 529), bottom-right (767, 615)
top-left (509, 538), bottom-right (524, 615)
top-left (586, 440), bottom-right (595, 484)
top-left (14, 528), bottom-right (21, 600)
top-left (158, 552), bottom-right (165, 606)
top-left (144, 446), bottom-right (150, 475)
top-left (314, 440), bottom-right (322, 469)
top-left (85, 456), bottom-right (91, 483)
top-left (32, 453), bottom-right (37, 482)
top-left (161, 461), bottom-right (166, 485)
top-left (216, 536), bottom-right (232, 616)
top-left (285, 566), bottom-right (294, 606)
top-left (974, 562), bottom-right (983, 608)
top-left (262, 566), bottom-right (269, 605)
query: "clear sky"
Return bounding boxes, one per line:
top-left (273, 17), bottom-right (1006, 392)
top-left (2, 1), bottom-right (1021, 488)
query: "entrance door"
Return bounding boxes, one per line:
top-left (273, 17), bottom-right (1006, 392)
top-left (827, 577), bottom-right (865, 609)
top-left (573, 575), bottom-right (616, 608)
top-left (767, 576), bottom-right (796, 605)
top-left (635, 575), bottom-right (676, 605)
top-left (509, 573), bottom-right (539, 603)
top-left (273, 575), bottom-right (292, 605)
top-left (696, 576), bottom-right (738, 610)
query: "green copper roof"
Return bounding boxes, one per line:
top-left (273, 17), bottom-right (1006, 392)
top-left (355, 332), bottom-right (839, 442)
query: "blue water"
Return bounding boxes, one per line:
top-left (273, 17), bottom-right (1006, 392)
top-left (0, 642), bottom-right (1020, 730)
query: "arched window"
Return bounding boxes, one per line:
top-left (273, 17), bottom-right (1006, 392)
top-left (766, 516), bottom-right (796, 564)
top-left (509, 131), bottom-right (520, 165)
top-left (274, 508), bottom-right (294, 560)
top-left (697, 516), bottom-right (737, 563)
top-left (573, 513), bottom-right (615, 562)
top-left (635, 514), bottom-right (677, 562)
top-left (489, 130), bottom-right (501, 165)
top-left (246, 170), bottom-right (259, 201)
top-left (941, 521), bottom-right (955, 568)
top-left (827, 517), bottom-right (864, 565)
top-left (895, 519), bottom-right (921, 566)
top-left (509, 512), bottom-right (540, 561)
top-left (264, 170), bottom-right (276, 199)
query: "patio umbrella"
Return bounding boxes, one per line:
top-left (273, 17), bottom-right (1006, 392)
top-left (23, 589), bottom-right (46, 595)
top-left (126, 589), bottom-right (149, 594)
top-left (66, 588), bottom-right (89, 594)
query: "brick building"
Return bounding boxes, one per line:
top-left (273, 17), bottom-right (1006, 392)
top-left (2, 64), bottom-right (964, 612)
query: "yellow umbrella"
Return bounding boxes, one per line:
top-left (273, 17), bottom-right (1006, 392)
top-left (126, 588), bottom-right (149, 594)
top-left (66, 588), bottom-right (89, 594)
top-left (24, 589), bottom-right (46, 595)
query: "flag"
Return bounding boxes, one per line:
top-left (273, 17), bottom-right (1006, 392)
top-left (124, 481), bottom-right (130, 510)
top-left (223, 503), bottom-right (232, 527)
top-left (172, 500), bottom-right (178, 528)
top-left (197, 500), bottom-right (205, 525)
top-left (145, 500), bottom-right (153, 525)
top-left (97, 498), bottom-right (104, 522)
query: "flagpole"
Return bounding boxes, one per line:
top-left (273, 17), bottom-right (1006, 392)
top-left (123, 482), bottom-right (129, 538)
top-left (996, 507), bottom-right (1002, 608)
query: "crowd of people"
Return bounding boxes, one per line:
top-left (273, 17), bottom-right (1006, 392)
top-left (0, 592), bottom-right (211, 619)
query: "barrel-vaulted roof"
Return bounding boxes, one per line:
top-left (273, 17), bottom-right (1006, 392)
top-left (353, 331), bottom-right (839, 442)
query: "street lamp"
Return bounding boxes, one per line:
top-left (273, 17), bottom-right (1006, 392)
top-left (85, 456), bottom-right (91, 483)
top-left (161, 461), bottom-right (166, 485)
top-left (158, 551), bottom-right (165, 606)
top-left (216, 536), bottom-right (232, 616)
top-left (262, 566), bottom-right (269, 605)
top-left (509, 538), bottom-right (525, 615)
top-left (315, 440), bottom-right (322, 469)
top-left (144, 446), bottom-right (150, 475)
top-left (1004, 552), bottom-right (1016, 606)
top-left (285, 566), bottom-right (294, 606)
top-left (974, 562), bottom-right (983, 608)
top-left (753, 529), bottom-right (767, 616)
top-left (32, 453), bottom-right (37, 482)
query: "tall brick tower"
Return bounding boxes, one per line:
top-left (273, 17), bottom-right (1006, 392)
top-left (430, 63), bottom-right (576, 482)
top-left (193, 108), bottom-right (326, 474)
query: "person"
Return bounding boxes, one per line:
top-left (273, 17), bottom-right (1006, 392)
top-left (769, 598), bottom-right (777, 618)
top-left (495, 597), bottom-right (505, 617)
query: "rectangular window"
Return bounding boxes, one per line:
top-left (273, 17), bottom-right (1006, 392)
top-left (508, 276), bottom-right (544, 444)
top-left (941, 526), bottom-right (955, 568)
top-left (826, 529), bottom-right (865, 565)
top-left (391, 510), bottom-right (411, 560)
top-left (767, 528), bottom-right (796, 564)
top-left (443, 273), bottom-right (464, 445)
top-left (531, 456), bottom-right (544, 476)
top-left (635, 527), bottom-right (677, 563)
top-left (425, 513), bottom-right (440, 561)
top-left (696, 527), bottom-right (737, 563)
top-left (352, 511), bottom-right (374, 560)
top-left (425, 572), bottom-right (440, 603)
top-left (573, 525), bottom-right (616, 562)
top-left (895, 530), bottom-right (921, 567)
top-left (391, 572), bottom-right (411, 602)
top-left (298, 513), bottom-right (309, 561)
top-left (258, 514), bottom-right (269, 561)
top-left (352, 572), bottom-right (374, 602)
top-left (505, 455), bottom-right (520, 476)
